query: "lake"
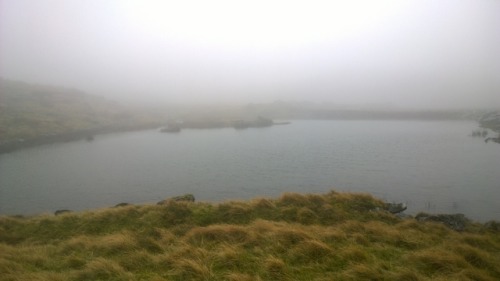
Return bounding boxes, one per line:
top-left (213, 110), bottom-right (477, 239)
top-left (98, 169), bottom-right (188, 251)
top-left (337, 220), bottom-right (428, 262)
top-left (1, 120), bottom-right (499, 221)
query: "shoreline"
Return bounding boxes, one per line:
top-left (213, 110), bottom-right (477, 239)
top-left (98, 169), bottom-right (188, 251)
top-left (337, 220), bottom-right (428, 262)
top-left (1, 117), bottom-right (483, 155)
top-left (0, 118), bottom-right (291, 154)
top-left (2, 191), bottom-right (497, 226)
top-left (0, 123), bottom-right (160, 155)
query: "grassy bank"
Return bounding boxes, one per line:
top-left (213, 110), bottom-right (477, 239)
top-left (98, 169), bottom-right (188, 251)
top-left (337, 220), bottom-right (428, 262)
top-left (1, 191), bottom-right (499, 281)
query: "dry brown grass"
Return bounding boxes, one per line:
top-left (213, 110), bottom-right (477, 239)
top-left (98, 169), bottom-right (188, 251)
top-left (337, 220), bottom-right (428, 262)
top-left (288, 239), bottom-right (334, 263)
top-left (225, 272), bottom-right (259, 281)
top-left (251, 198), bottom-right (277, 209)
top-left (407, 249), bottom-right (469, 275)
top-left (73, 258), bottom-right (133, 281)
top-left (263, 256), bottom-right (289, 281)
top-left (185, 224), bottom-right (255, 246)
top-left (171, 258), bottom-right (213, 280)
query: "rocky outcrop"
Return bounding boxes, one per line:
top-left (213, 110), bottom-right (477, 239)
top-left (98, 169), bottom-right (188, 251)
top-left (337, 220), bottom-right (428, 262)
top-left (479, 111), bottom-right (500, 132)
top-left (159, 116), bottom-right (288, 131)
top-left (470, 129), bottom-right (488, 137)
top-left (384, 203), bottom-right (407, 214)
top-left (157, 194), bottom-right (195, 205)
top-left (484, 137), bottom-right (500, 144)
top-left (415, 213), bottom-right (470, 231)
top-left (477, 111), bottom-right (500, 144)
top-left (54, 209), bottom-right (72, 216)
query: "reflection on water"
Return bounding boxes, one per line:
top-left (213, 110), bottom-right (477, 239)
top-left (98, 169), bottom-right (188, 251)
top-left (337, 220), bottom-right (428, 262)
top-left (1, 120), bottom-right (499, 221)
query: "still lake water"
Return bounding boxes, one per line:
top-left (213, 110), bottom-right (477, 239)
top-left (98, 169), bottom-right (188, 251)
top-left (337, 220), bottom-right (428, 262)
top-left (1, 120), bottom-right (499, 221)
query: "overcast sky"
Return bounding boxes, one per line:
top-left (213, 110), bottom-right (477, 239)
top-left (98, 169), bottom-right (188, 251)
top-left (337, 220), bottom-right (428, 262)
top-left (1, 0), bottom-right (499, 109)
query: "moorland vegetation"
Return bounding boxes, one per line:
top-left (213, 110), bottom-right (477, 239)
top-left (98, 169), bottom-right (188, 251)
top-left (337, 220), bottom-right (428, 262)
top-left (1, 191), bottom-right (499, 281)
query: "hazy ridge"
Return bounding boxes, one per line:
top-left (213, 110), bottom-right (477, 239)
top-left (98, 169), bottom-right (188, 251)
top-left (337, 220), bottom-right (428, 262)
top-left (0, 78), bottom-right (166, 151)
top-left (1, 78), bottom-right (490, 152)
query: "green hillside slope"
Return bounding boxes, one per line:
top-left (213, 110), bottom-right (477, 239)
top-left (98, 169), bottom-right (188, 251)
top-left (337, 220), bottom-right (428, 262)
top-left (0, 78), bottom-right (161, 150)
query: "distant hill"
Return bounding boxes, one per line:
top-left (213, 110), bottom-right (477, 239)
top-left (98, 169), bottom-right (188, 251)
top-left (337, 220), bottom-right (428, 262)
top-left (0, 78), bottom-right (161, 148)
top-left (0, 78), bottom-right (491, 152)
top-left (241, 100), bottom-right (478, 121)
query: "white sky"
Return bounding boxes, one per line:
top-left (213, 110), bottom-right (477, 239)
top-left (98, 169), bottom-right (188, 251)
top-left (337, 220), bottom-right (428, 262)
top-left (1, 0), bottom-right (499, 109)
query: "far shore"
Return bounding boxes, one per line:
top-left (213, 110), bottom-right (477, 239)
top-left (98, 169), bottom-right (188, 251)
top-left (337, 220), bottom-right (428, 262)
top-left (0, 123), bottom-right (159, 154)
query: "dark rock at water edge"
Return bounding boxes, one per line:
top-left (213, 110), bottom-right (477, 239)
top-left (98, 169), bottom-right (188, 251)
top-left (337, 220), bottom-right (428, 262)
top-left (484, 137), bottom-right (500, 144)
top-left (157, 194), bottom-right (195, 205)
top-left (415, 213), bottom-right (470, 231)
top-left (470, 129), bottom-right (488, 137)
top-left (114, 202), bottom-right (132, 208)
top-left (54, 209), bottom-right (72, 216)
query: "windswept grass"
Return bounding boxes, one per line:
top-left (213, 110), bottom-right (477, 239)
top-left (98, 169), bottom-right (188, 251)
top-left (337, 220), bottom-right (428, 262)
top-left (1, 191), bottom-right (499, 280)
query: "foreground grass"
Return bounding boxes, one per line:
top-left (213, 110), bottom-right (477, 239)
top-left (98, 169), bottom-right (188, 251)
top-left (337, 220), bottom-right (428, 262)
top-left (1, 191), bottom-right (499, 280)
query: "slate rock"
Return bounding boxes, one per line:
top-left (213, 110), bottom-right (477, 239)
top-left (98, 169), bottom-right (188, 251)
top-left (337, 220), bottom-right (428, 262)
top-left (415, 213), bottom-right (470, 231)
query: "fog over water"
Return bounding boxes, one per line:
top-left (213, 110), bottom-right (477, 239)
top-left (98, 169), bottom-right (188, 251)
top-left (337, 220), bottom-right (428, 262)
top-left (1, 0), bottom-right (499, 109)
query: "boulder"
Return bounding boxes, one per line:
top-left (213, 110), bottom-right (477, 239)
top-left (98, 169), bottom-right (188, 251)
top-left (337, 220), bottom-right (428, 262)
top-left (157, 194), bottom-right (195, 205)
top-left (384, 202), bottom-right (407, 214)
top-left (415, 213), bottom-right (470, 231)
top-left (114, 202), bottom-right (131, 208)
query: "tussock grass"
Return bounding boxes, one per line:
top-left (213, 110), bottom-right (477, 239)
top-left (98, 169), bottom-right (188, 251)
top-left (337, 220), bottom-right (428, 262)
top-left (225, 272), bottom-right (259, 281)
top-left (339, 245), bottom-right (369, 263)
top-left (75, 258), bottom-right (134, 281)
top-left (1, 190), bottom-right (499, 280)
top-left (271, 226), bottom-right (312, 247)
top-left (262, 256), bottom-right (289, 281)
top-left (213, 244), bottom-right (246, 270)
top-left (408, 249), bottom-right (469, 274)
top-left (339, 263), bottom-right (384, 280)
top-left (287, 239), bottom-right (333, 263)
top-left (171, 258), bottom-right (212, 280)
top-left (185, 225), bottom-right (254, 246)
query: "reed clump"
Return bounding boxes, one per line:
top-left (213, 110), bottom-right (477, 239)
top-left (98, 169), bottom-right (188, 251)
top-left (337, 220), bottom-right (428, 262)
top-left (1, 190), bottom-right (499, 280)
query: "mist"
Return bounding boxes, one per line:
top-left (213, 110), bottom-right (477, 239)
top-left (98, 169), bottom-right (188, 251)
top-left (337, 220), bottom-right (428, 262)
top-left (1, 0), bottom-right (499, 109)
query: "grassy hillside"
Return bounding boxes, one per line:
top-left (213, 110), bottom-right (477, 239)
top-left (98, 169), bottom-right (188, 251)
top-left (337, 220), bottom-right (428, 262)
top-left (0, 78), bottom-right (161, 144)
top-left (1, 191), bottom-right (499, 281)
